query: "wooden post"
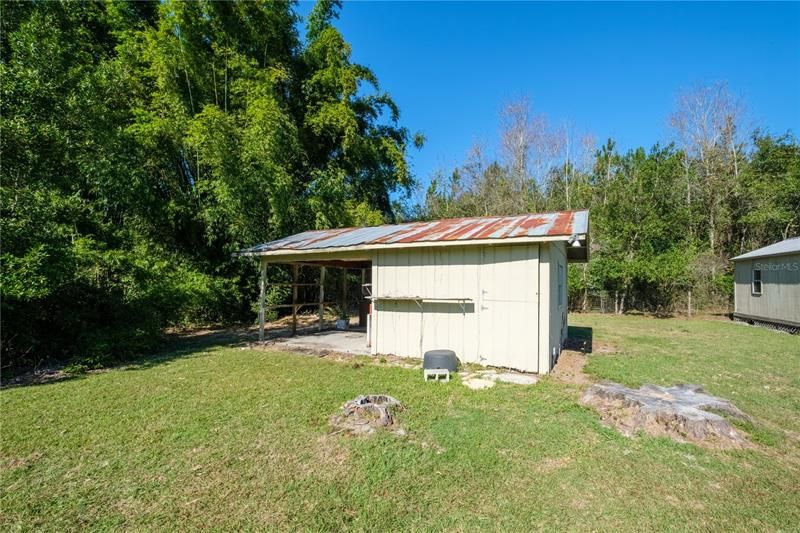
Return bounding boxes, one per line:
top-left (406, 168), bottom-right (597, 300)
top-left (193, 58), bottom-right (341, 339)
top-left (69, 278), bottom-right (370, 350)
top-left (258, 259), bottom-right (267, 342)
top-left (291, 264), bottom-right (299, 336)
top-left (359, 268), bottom-right (368, 328)
top-left (318, 266), bottom-right (326, 331)
top-left (341, 268), bottom-right (348, 322)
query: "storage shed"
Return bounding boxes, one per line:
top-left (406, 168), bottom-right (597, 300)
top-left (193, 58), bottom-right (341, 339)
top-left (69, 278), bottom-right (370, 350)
top-left (731, 236), bottom-right (800, 332)
top-left (239, 209), bottom-right (589, 373)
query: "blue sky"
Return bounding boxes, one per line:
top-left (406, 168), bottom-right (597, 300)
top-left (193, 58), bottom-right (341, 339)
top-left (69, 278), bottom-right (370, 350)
top-left (297, 1), bottom-right (800, 193)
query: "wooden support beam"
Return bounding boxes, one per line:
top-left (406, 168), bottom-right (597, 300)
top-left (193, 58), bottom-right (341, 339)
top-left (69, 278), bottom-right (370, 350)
top-left (318, 266), bottom-right (326, 331)
top-left (275, 260), bottom-right (371, 269)
top-left (359, 268), bottom-right (368, 328)
top-left (258, 259), bottom-right (268, 342)
top-left (265, 302), bottom-right (337, 309)
top-left (292, 264), bottom-right (299, 336)
top-left (341, 268), bottom-right (348, 321)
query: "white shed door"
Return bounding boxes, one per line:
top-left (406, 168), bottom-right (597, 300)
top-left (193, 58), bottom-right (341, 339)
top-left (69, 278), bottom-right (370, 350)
top-left (478, 244), bottom-right (539, 371)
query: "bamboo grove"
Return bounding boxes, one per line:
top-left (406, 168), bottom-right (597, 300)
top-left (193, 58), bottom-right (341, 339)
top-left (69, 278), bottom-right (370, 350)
top-left (1, 0), bottom-right (421, 370)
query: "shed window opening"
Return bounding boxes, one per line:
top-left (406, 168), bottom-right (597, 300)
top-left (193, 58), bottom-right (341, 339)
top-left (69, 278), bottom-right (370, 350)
top-left (558, 263), bottom-right (564, 306)
top-left (751, 269), bottom-right (762, 295)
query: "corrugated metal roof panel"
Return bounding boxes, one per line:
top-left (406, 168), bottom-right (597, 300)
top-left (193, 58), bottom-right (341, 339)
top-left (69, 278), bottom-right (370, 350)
top-left (731, 236), bottom-right (800, 261)
top-left (241, 209), bottom-right (589, 255)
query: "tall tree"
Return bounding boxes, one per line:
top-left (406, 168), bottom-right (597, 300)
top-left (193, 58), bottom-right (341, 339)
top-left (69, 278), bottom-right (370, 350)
top-left (1, 0), bottom-right (420, 371)
top-left (669, 82), bottom-right (746, 257)
top-left (739, 133), bottom-right (800, 246)
top-left (299, 0), bottom-right (421, 228)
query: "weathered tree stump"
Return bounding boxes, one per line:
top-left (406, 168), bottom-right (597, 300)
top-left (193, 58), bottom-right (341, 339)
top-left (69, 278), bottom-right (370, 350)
top-left (330, 394), bottom-right (405, 435)
top-left (582, 382), bottom-right (752, 448)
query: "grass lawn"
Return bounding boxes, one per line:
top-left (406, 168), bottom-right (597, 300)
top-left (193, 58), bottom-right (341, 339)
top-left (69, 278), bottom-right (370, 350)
top-left (2, 315), bottom-right (799, 531)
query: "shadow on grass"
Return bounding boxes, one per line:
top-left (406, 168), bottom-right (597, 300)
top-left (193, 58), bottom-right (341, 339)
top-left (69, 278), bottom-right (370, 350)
top-left (565, 325), bottom-right (593, 353)
top-left (1, 326), bottom-right (248, 388)
top-left (0, 369), bottom-right (86, 390)
top-left (1, 320), bottom-right (351, 389)
top-left (116, 326), bottom-right (259, 372)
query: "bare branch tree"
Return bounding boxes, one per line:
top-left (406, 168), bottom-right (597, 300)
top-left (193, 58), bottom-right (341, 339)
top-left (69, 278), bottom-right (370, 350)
top-left (499, 96), bottom-right (553, 209)
top-left (669, 81), bottom-right (747, 255)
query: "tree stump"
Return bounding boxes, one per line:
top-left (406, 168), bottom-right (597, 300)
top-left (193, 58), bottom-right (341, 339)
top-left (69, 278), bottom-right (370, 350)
top-left (582, 382), bottom-right (752, 448)
top-left (330, 395), bottom-right (405, 435)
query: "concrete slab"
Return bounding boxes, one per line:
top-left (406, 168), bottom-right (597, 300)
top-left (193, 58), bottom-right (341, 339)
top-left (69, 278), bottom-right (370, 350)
top-left (268, 329), bottom-right (369, 355)
top-left (491, 372), bottom-right (539, 385)
top-left (458, 369), bottom-right (539, 389)
top-left (462, 378), bottom-right (496, 390)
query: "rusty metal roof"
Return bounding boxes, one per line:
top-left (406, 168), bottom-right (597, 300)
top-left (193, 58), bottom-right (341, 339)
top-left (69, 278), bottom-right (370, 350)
top-left (240, 209), bottom-right (589, 256)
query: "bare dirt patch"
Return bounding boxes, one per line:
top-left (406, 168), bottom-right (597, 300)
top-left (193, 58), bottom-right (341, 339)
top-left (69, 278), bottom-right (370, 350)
top-left (252, 343), bottom-right (421, 370)
top-left (552, 336), bottom-right (617, 386)
top-left (167, 324), bottom-right (257, 345)
top-left (168, 313), bottom-right (346, 347)
top-left (582, 382), bottom-right (753, 448)
top-left (2, 367), bottom-right (72, 387)
top-left (551, 350), bottom-right (592, 386)
top-left (323, 351), bottom-right (417, 368)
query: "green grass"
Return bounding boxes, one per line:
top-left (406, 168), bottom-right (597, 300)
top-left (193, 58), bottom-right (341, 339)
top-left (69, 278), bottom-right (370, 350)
top-left (2, 315), bottom-right (799, 531)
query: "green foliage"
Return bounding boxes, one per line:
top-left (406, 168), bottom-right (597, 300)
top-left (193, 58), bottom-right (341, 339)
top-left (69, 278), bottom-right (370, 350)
top-left (1, 0), bottom-right (417, 372)
top-left (739, 132), bottom-right (800, 242)
top-left (425, 127), bottom-right (800, 314)
top-left (586, 144), bottom-right (696, 312)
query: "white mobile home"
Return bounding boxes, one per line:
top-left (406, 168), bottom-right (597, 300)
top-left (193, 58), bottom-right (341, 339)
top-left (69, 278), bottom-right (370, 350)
top-left (731, 237), bottom-right (800, 332)
top-left (240, 210), bottom-right (589, 373)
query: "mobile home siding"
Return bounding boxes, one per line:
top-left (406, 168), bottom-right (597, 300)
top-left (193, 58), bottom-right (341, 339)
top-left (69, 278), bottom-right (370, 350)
top-left (734, 252), bottom-right (800, 326)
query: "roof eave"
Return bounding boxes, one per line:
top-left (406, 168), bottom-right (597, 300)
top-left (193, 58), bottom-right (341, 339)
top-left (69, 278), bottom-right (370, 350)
top-left (731, 250), bottom-right (800, 262)
top-left (235, 233), bottom-right (576, 259)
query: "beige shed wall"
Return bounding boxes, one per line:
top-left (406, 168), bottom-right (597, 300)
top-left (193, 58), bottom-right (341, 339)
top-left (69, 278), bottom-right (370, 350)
top-left (370, 242), bottom-right (561, 373)
top-left (535, 242), bottom-right (566, 372)
top-left (370, 245), bottom-right (481, 365)
top-left (734, 253), bottom-right (800, 325)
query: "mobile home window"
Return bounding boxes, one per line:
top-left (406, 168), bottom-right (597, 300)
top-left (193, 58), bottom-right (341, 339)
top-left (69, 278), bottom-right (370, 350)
top-left (751, 269), bottom-right (762, 295)
top-left (558, 263), bottom-right (564, 306)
